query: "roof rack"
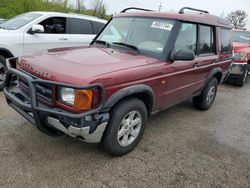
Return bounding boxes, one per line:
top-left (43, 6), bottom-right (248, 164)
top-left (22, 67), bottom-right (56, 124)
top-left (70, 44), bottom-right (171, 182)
top-left (120, 7), bottom-right (153, 13)
top-left (179, 7), bottom-right (209, 14)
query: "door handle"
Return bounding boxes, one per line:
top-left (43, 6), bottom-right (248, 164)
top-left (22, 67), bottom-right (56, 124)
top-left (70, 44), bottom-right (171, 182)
top-left (59, 37), bottom-right (68, 41)
top-left (193, 62), bottom-right (199, 68)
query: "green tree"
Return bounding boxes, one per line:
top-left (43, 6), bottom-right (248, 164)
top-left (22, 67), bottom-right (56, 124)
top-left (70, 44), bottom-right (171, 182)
top-left (76, 0), bottom-right (85, 13)
top-left (226, 10), bottom-right (248, 29)
top-left (91, 0), bottom-right (107, 19)
top-left (0, 0), bottom-right (110, 20)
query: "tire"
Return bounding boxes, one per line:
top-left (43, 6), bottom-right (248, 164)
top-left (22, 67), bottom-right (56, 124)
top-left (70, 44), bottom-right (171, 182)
top-left (0, 55), bottom-right (7, 91)
top-left (233, 67), bottom-right (249, 87)
top-left (100, 98), bottom-right (148, 156)
top-left (193, 77), bottom-right (218, 111)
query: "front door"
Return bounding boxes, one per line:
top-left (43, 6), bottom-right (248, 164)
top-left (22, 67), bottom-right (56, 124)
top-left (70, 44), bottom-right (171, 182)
top-left (24, 16), bottom-right (70, 54)
top-left (162, 22), bottom-right (201, 107)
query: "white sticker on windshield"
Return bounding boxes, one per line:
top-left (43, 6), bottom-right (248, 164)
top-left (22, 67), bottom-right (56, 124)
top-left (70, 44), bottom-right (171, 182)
top-left (151, 22), bottom-right (173, 31)
top-left (240, 36), bottom-right (250, 41)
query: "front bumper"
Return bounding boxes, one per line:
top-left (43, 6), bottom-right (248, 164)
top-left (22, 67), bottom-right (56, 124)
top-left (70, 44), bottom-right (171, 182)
top-left (4, 58), bottom-right (109, 143)
top-left (47, 117), bottom-right (107, 143)
top-left (229, 62), bottom-right (249, 76)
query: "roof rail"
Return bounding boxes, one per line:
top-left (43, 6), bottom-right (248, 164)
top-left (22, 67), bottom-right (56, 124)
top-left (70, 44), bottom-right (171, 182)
top-left (179, 7), bottom-right (209, 14)
top-left (68, 12), bottom-right (98, 19)
top-left (120, 7), bottom-right (153, 13)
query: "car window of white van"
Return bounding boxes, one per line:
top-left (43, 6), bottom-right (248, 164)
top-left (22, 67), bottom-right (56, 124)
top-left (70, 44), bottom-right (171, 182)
top-left (38, 17), bottom-right (66, 34)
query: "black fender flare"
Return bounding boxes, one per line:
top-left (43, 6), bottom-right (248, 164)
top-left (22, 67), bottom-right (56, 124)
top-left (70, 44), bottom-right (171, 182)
top-left (0, 48), bottom-right (14, 58)
top-left (102, 84), bottom-right (155, 113)
top-left (206, 67), bottom-right (223, 84)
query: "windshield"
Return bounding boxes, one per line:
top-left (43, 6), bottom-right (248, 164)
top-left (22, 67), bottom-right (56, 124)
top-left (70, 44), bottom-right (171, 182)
top-left (233, 31), bottom-right (250, 44)
top-left (96, 17), bottom-right (175, 57)
top-left (0, 13), bottom-right (42, 30)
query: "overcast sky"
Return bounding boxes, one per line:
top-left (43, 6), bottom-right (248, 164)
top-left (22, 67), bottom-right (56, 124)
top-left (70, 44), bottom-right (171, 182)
top-left (83, 0), bottom-right (250, 29)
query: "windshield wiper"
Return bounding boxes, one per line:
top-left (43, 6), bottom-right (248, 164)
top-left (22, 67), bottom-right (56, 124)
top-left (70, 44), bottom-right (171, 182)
top-left (112, 42), bottom-right (139, 53)
top-left (91, 40), bottom-right (110, 47)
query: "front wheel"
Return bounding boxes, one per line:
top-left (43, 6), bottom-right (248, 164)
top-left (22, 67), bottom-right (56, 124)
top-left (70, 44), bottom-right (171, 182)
top-left (100, 98), bottom-right (147, 156)
top-left (193, 77), bottom-right (218, 111)
top-left (234, 67), bottom-right (249, 87)
top-left (0, 55), bottom-right (7, 91)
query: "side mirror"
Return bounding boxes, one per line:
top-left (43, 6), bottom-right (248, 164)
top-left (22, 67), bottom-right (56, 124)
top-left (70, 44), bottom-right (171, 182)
top-left (170, 49), bottom-right (195, 61)
top-left (28, 24), bottom-right (44, 34)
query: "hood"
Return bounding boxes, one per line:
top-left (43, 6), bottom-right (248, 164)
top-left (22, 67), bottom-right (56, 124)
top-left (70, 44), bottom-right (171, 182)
top-left (0, 28), bottom-right (9, 33)
top-left (233, 42), bottom-right (250, 51)
top-left (17, 46), bottom-right (156, 85)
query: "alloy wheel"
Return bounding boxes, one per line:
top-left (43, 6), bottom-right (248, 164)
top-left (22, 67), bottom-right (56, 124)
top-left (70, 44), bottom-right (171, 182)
top-left (117, 110), bottom-right (142, 147)
top-left (206, 85), bottom-right (216, 105)
top-left (0, 64), bottom-right (7, 84)
top-left (243, 69), bottom-right (248, 83)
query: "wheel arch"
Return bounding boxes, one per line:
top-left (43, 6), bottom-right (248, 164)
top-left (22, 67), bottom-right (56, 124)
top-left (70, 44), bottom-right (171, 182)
top-left (0, 48), bottom-right (14, 59)
top-left (102, 84), bottom-right (155, 115)
top-left (207, 67), bottom-right (223, 84)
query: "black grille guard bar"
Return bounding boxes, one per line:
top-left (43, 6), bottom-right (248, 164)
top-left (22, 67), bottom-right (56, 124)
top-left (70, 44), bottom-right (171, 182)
top-left (4, 57), bottom-right (105, 119)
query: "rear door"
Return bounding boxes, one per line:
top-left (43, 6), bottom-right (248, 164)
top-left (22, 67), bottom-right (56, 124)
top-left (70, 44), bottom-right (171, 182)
top-left (193, 24), bottom-right (218, 88)
top-left (68, 18), bottom-right (96, 46)
top-left (91, 21), bottom-right (106, 34)
top-left (24, 16), bottom-right (70, 54)
top-left (218, 28), bottom-right (233, 75)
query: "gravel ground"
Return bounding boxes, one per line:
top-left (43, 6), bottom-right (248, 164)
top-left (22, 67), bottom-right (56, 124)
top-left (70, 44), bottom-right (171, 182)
top-left (0, 80), bottom-right (249, 188)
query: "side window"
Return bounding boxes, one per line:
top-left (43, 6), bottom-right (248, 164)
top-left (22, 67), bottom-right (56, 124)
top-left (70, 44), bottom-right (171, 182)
top-left (70, 18), bottom-right (93, 34)
top-left (91, 21), bottom-right (105, 34)
top-left (220, 28), bottom-right (232, 52)
top-left (198, 25), bottom-right (215, 54)
top-left (39, 17), bottom-right (66, 34)
top-left (175, 23), bottom-right (197, 54)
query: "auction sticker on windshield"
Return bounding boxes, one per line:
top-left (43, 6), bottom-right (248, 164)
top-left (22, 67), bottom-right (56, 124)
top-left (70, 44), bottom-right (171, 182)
top-left (151, 22), bottom-right (173, 31)
top-left (240, 36), bottom-right (250, 41)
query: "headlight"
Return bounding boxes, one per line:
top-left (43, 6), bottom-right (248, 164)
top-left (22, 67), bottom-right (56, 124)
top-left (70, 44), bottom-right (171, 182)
top-left (234, 53), bottom-right (248, 62)
top-left (58, 87), bottom-right (93, 111)
top-left (58, 87), bottom-right (75, 105)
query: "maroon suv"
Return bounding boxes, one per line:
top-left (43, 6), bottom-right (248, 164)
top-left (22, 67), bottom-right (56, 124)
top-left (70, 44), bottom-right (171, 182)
top-left (4, 7), bottom-right (232, 156)
top-left (228, 29), bottom-right (250, 86)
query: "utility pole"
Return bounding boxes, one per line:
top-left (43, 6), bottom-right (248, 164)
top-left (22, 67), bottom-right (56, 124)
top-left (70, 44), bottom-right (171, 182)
top-left (221, 11), bottom-right (224, 18)
top-left (158, 2), bottom-right (162, 12)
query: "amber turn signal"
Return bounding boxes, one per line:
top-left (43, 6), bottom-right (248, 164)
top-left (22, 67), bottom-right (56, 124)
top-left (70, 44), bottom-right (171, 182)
top-left (73, 89), bottom-right (93, 111)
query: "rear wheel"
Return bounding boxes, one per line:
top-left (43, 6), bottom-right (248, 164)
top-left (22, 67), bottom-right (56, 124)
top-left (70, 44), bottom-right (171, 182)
top-left (234, 67), bottom-right (249, 87)
top-left (100, 98), bottom-right (147, 156)
top-left (193, 77), bottom-right (218, 110)
top-left (0, 55), bottom-right (7, 91)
